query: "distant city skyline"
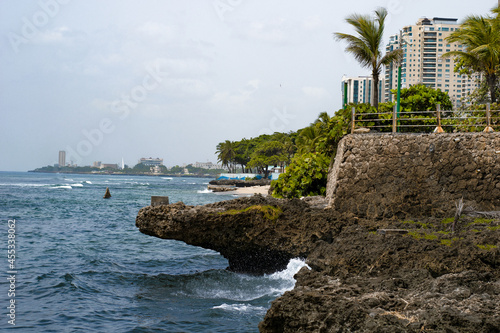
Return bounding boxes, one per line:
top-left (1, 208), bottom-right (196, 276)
top-left (55, 150), bottom-right (218, 169)
top-left (1, 1), bottom-right (495, 171)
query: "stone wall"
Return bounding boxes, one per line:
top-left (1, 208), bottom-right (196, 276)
top-left (326, 133), bottom-right (500, 218)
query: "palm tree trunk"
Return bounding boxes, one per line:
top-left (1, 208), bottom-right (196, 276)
top-left (487, 74), bottom-right (498, 103)
top-left (372, 71), bottom-right (379, 110)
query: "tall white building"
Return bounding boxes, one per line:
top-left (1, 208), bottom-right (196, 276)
top-left (385, 17), bottom-right (480, 109)
top-left (58, 151), bottom-right (66, 167)
top-left (341, 75), bottom-right (385, 105)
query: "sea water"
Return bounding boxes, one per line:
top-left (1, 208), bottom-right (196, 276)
top-left (0, 172), bottom-right (307, 332)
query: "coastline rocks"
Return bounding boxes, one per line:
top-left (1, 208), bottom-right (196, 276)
top-left (136, 195), bottom-right (499, 331)
top-left (136, 195), bottom-right (336, 274)
top-left (259, 217), bottom-right (500, 332)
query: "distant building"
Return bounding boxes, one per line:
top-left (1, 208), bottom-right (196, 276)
top-left (341, 75), bottom-right (385, 105)
top-left (385, 17), bottom-right (480, 109)
top-left (59, 151), bottom-right (66, 167)
top-left (139, 157), bottom-right (163, 166)
top-left (101, 164), bottom-right (118, 169)
top-left (93, 161), bottom-right (102, 168)
top-left (152, 165), bottom-right (162, 174)
top-left (194, 161), bottom-right (223, 170)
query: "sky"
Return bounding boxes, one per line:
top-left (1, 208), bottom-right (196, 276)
top-left (0, 0), bottom-right (496, 171)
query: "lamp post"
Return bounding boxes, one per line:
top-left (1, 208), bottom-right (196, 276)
top-left (343, 81), bottom-right (348, 109)
top-left (395, 30), bottom-right (411, 132)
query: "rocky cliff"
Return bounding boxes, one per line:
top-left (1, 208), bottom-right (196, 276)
top-left (136, 195), bottom-right (334, 275)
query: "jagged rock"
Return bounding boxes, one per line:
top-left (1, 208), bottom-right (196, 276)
top-left (259, 217), bottom-right (500, 333)
top-left (103, 187), bottom-right (111, 199)
top-left (136, 195), bottom-right (339, 275)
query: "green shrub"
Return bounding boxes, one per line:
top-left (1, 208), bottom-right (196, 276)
top-left (271, 152), bottom-right (330, 199)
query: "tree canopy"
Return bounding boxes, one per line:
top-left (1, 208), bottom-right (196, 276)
top-left (444, 9), bottom-right (500, 103)
top-left (334, 7), bottom-right (402, 109)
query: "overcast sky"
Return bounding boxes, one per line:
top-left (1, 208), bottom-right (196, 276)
top-left (0, 0), bottom-right (495, 171)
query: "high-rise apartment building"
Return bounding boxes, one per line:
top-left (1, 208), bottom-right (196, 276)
top-left (385, 17), bottom-right (480, 109)
top-left (341, 75), bottom-right (385, 105)
top-left (58, 151), bottom-right (66, 167)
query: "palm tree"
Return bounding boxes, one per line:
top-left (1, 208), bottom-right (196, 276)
top-left (215, 140), bottom-right (236, 173)
top-left (444, 12), bottom-right (500, 103)
top-left (334, 8), bottom-right (402, 109)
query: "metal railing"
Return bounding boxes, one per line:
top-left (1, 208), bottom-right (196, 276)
top-left (351, 103), bottom-right (498, 134)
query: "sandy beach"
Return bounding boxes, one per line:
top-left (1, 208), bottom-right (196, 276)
top-left (229, 185), bottom-right (270, 196)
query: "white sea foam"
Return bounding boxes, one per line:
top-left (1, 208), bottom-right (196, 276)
top-left (0, 183), bottom-right (49, 187)
top-left (197, 189), bottom-right (213, 194)
top-left (212, 303), bottom-right (267, 313)
top-left (72, 183), bottom-right (84, 187)
top-left (162, 177), bottom-right (173, 180)
top-left (189, 258), bottom-right (309, 302)
top-left (51, 185), bottom-right (72, 189)
top-left (85, 181), bottom-right (92, 184)
top-left (268, 258), bottom-right (310, 281)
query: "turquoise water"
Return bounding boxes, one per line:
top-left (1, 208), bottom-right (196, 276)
top-left (0, 172), bottom-right (307, 332)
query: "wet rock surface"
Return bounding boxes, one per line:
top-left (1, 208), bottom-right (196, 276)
top-left (260, 216), bottom-right (499, 333)
top-left (136, 195), bottom-right (336, 274)
top-left (136, 195), bottom-right (499, 332)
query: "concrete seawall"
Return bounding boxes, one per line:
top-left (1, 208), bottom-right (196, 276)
top-left (326, 133), bottom-right (500, 218)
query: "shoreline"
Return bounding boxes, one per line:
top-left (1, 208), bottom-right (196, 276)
top-left (229, 185), bottom-right (270, 196)
top-left (212, 185), bottom-right (271, 196)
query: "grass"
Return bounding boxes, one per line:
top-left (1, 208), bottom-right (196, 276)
top-left (407, 231), bottom-right (438, 241)
top-left (467, 218), bottom-right (494, 227)
top-left (440, 238), bottom-right (460, 247)
top-left (476, 244), bottom-right (498, 251)
top-left (219, 205), bottom-right (283, 222)
top-left (487, 225), bottom-right (500, 231)
top-left (441, 217), bottom-right (455, 224)
top-left (403, 220), bottom-right (434, 229)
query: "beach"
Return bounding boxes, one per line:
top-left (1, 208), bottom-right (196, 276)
top-left (230, 185), bottom-right (270, 196)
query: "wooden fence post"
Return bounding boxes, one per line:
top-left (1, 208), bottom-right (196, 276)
top-left (351, 107), bottom-right (355, 134)
top-left (392, 104), bottom-right (397, 133)
top-left (484, 103), bottom-right (495, 132)
top-left (434, 103), bottom-right (444, 133)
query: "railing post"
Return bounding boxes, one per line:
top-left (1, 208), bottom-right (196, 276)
top-left (392, 104), bottom-right (397, 133)
top-left (351, 107), bottom-right (355, 134)
top-left (484, 103), bottom-right (494, 132)
top-left (434, 103), bottom-right (444, 133)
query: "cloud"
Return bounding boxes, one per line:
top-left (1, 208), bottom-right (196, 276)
top-left (154, 57), bottom-right (211, 77)
top-left (302, 86), bottom-right (329, 99)
top-left (230, 15), bottom-right (325, 45)
top-left (210, 79), bottom-right (261, 110)
top-left (136, 22), bottom-right (178, 42)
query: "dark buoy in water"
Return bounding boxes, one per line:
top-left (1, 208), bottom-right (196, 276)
top-left (103, 187), bottom-right (111, 199)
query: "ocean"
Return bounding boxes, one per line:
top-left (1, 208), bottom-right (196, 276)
top-left (0, 172), bottom-right (307, 332)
